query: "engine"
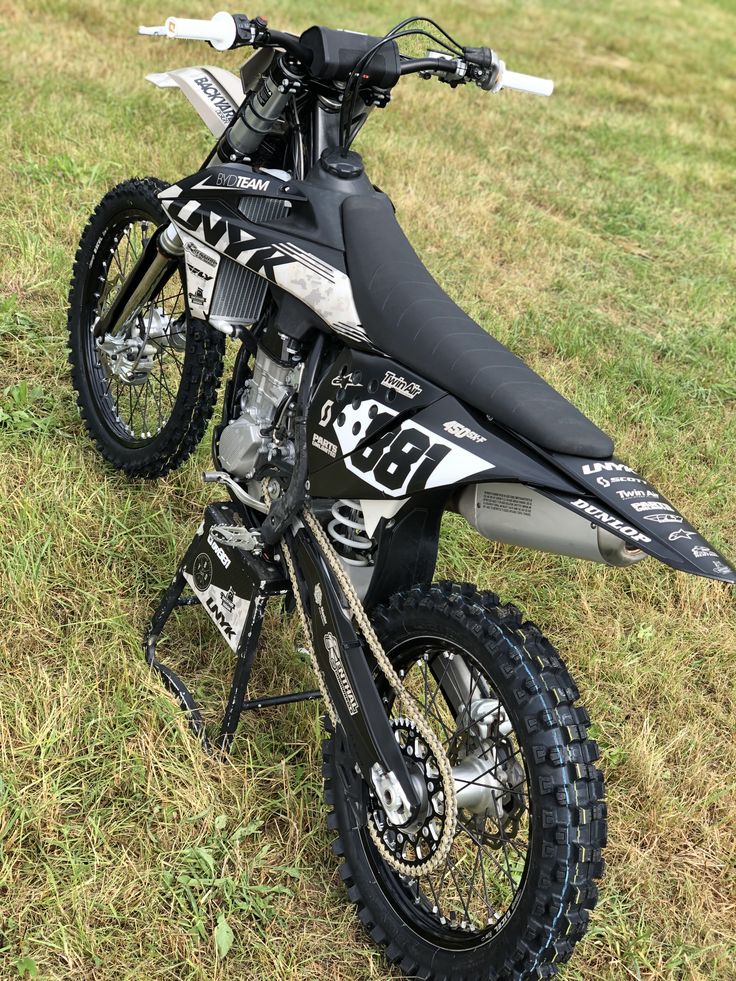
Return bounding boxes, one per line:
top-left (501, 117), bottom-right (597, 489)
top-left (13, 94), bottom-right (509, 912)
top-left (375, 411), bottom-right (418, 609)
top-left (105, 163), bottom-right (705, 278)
top-left (217, 347), bottom-right (298, 479)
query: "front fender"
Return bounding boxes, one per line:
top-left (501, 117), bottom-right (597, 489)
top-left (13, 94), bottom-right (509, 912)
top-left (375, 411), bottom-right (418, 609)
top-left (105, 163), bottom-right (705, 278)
top-left (146, 64), bottom-right (246, 137)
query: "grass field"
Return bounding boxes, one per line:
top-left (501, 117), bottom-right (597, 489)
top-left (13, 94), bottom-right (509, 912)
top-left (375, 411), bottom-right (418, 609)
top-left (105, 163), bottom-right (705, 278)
top-left (1, 0), bottom-right (735, 978)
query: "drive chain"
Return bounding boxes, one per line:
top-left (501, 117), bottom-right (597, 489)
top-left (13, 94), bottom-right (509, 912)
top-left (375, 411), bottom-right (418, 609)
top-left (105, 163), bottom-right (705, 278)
top-left (264, 484), bottom-right (457, 877)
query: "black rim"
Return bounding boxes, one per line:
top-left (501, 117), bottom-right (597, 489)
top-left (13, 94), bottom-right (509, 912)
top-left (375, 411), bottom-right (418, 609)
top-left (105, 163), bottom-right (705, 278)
top-left (82, 208), bottom-right (188, 447)
top-left (361, 634), bottom-right (532, 949)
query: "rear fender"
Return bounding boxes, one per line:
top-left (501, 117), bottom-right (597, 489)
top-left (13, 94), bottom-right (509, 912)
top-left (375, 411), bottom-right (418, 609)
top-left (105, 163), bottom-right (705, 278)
top-left (544, 454), bottom-right (736, 584)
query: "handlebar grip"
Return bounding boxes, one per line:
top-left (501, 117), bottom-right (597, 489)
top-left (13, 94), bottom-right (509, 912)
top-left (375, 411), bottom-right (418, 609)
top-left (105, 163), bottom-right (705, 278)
top-left (499, 69), bottom-right (554, 97)
top-left (163, 12), bottom-right (237, 50)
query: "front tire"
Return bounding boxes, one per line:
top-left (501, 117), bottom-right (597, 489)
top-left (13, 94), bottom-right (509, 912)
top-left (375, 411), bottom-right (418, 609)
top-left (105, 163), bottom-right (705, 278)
top-left (67, 177), bottom-right (224, 478)
top-left (323, 582), bottom-right (606, 980)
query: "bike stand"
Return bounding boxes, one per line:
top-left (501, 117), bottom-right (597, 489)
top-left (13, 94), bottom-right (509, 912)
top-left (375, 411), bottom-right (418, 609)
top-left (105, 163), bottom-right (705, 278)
top-left (143, 502), bottom-right (321, 753)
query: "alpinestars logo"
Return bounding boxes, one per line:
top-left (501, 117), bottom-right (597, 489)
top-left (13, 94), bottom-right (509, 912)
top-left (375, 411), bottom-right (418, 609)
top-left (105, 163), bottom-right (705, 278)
top-left (324, 632), bottom-right (358, 715)
top-left (669, 529), bottom-right (696, 542)
top-left (381, 371), bottom-right (422, 399)
top-left (193, 76), bottom-right (235, 124)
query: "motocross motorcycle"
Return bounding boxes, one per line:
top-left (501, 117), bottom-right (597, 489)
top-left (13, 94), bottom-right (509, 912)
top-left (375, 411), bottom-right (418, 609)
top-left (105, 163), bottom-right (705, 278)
top-left (66, 10), bottom-right (735, 980)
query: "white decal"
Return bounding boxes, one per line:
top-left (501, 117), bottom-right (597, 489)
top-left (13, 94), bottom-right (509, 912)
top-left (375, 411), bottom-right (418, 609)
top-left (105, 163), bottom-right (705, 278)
top-left (318, 400), bottom-right (334, 427)
top-left (597, 475), bottom-right (645, 488)
top-left (381, 371), bottom-right (422, 400)
top-left (325, 632), bottom-right (359, 715)
top-left (443, 421), bottom-right (487, 443)
top-left (692, 545), bottom-right (717, 559)
top-left (643, 513), bottom-right (682, 524)
top-left (616, 489), bottom-right (662, 501)
top-left (312, 584), bottom-right (327, 626)
top-left (207, 531), bottom-right (231, 569)
top-left (215, 172), bottom-right (270, 192)
top-left (193, 75), bottom-right (235, 124)
top-left (569, 499), bottom-right (651, 544)
top-left (332, 399), bottom-right (490, 498)
top-left (669, 529), bottom-right (696, 542)
top-left (185, 240), bottom-right (217, 267)
top-left (182, 573), bottom-right (250, 653)
top-left (713, 560), bottom-right (732, 575)
top-left (312, 433), bottom-right (338, 458)
top-left (331, 373), bottom-right (361, 390)
top-left (582, 461), bottom-right (637, 477)
top-left (630, 501), bottom-right (674, 513)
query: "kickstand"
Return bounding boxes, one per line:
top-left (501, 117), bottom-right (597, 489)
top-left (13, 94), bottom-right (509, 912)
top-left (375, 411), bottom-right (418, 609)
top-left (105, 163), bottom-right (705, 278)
top-left (142, 503), bottom-right (321, 754)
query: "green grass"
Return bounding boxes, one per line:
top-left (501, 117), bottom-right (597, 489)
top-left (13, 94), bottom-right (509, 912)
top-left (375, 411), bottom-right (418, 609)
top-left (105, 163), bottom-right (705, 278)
top-left (1, 0), bottom-right (735, 977)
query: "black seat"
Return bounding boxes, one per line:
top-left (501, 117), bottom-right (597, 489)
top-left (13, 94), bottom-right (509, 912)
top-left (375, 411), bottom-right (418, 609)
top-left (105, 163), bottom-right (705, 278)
top-left (342, 194), bottom-right (614, 459)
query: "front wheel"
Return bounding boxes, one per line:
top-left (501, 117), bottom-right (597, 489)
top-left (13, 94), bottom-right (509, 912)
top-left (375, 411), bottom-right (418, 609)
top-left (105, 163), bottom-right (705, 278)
top-left (67, 177), bottom-right (224, 478)
top-left (323, 582), bottom-right (606, 980)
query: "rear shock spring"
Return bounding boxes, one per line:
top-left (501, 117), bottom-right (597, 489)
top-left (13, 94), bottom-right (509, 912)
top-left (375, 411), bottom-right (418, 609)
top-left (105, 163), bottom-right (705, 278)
top-left (327, 499), bottom-right (372, 566)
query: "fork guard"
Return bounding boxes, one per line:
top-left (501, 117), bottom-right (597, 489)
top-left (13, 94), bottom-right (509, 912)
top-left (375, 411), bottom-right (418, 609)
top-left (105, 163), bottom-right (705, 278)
top-left (93, 223), bottom-right (182, 340)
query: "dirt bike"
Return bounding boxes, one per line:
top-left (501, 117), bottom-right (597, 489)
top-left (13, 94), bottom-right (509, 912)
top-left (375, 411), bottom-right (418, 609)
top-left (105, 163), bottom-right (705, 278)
top-left (66, 10), bottom-right (735, 979)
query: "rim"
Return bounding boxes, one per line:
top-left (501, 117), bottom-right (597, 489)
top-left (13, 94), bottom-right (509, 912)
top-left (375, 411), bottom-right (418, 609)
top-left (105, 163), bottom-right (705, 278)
top-left (361, 634), bottom-right (532, 949)
top-left (82, 208), bottom-right (188, 447)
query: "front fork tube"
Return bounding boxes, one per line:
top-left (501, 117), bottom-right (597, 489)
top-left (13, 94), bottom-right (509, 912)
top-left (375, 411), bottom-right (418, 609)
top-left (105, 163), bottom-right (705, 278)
top-left (93, 222), bottom-right (183, 340)
top-left (288, 525), bottom-right (422, 825)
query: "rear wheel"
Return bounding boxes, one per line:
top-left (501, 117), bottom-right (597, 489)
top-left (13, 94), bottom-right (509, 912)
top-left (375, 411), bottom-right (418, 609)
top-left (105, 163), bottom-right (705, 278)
top-left (67, 177), bottom-right (224, 477)
top-left (323, 582), bottom-right (606, 980)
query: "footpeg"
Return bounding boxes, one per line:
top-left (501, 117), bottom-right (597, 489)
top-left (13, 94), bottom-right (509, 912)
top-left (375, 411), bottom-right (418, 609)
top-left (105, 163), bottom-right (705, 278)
top-left (209, 524), bottom-right (262, 554)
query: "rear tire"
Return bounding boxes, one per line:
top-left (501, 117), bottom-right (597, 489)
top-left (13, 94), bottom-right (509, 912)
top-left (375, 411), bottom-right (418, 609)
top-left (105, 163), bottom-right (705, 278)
top-left (323, 582), bottom-right (606, 980)
top-left (67, 177), bottom-right (224, 478)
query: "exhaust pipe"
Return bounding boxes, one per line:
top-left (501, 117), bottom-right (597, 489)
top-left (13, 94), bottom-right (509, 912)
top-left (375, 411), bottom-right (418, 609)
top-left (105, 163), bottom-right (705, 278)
top-left (457, 483), bottom-right (647, 567)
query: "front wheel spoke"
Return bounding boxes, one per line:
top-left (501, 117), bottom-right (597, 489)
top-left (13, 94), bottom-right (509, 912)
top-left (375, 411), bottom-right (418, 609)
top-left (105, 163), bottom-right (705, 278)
top-left (128, 380), bottom-right (146, 431)
top-left (157, 365), bottom-right (178, 408)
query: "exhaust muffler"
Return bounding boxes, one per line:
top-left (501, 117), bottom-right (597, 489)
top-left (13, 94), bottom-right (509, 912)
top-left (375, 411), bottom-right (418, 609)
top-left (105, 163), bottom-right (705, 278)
top-left (457, 482), bottom-right (647, 567)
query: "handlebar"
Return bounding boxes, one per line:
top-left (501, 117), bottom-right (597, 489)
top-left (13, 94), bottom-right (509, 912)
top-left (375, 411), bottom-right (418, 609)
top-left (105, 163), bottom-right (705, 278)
top-left (139, 11), bottom-right (554, 97)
